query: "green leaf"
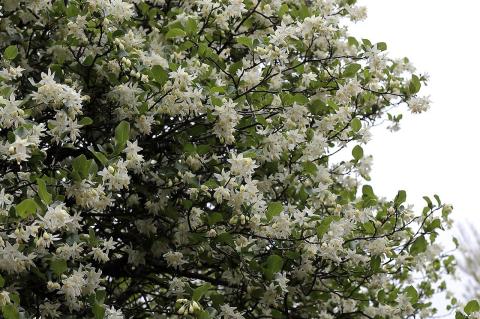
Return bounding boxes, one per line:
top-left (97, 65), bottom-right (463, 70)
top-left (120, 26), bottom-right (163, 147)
top-left (79, 117), bottom-right (94, 126)
top-left (2, 304), bottom-right (19, 319)
top-left (72, 154), bottom-right (93, 179)
top-left (89, 148), bottom-right (108, 166)
top-left (37, 178), bottom-right (53, 205)
top-left (15, 199), bottom-right (38, 218)
top-left (208, 212), bottom-right (223, 225)
top-left (434, 194), bottom-right (442, 206)
top-left (198, 310), bottom-right (211, 319)
top-left (362, 185), bottom-right (376, 198)
top-left (410, 236), bottom-right (427, 255)
top-left (352, 145), bottom-right (363, 161)
top-left (197, 145), bottom-right (210, 155)
top-left (266, 202), bottom-right (283, 221)
top-left (278, 3), bottom-right (289, 16)
top-left (316, 216), bottom-right (339, 238)
top-left (455, 312), bottom-right (466, 319)
top-left (8, 293), bottom-right (19, 305)
top-left (362, 38), bottom-right (372, 47)
top-left (343, 63), bottom-right (361, 77)
top-left (114, 121), bottom-right (130, 151)
top-left (264, 254), bottom-right (283, 278)
top-left (370, 255), bottom-right (381, 271)
top-left (93, 303), bottom-right (105, 319)
top-left (362, 221), bottom-right (375, 234)
top-left (409, 75), bottom-right (421, 94)
top-left (151, 65), bottom-right (168, 84)
top-left (185, 18), bottom-right (198, 34)
top-left (4, 45), bottom-right (18, 60)
top-left (96, 290), bottom-right (106, 303)
top-left (425, 218), bottom-right (442, 232)
top-left (405, 286), bottom-right (419, 303)
top-left (166, 28), bottom-right (186, 39)
top-left (236, 36), bottom-right (253, 48)
top-left (376, 42), bottom-right (387, 51)
top-left (348, 36), bottom-right (359, 47)
top-left (192, 283), bottom-right (213, 301)
top-left (394, 190), bottom-right (406, 207)
top-left (215, 232), bottom-right (234, 246)
top-left (0, 275), bottom-right (4, 288)
top-left (66, 4), bottom-right (80, 17)
top-left (350, 118), bottom-right (361, 132)
top-left (302, 161), bottom-right (317, 175)
top-left (50, 259), bottom-right (68, 276)
top-left (465, 300), bottom-right (480, 315)
top-left (423, 196), bottom-right (433, 209)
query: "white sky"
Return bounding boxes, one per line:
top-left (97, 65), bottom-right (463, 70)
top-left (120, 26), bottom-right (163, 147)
top-left (349, 0), bottom-right (480, 315)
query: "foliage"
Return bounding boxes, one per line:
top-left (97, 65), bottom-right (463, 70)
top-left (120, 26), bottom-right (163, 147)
top-left (0, 0), bottom-right (459, 318)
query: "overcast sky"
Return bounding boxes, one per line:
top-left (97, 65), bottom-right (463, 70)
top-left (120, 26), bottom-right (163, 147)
top-left (349, 0), bottom-right (480, 314)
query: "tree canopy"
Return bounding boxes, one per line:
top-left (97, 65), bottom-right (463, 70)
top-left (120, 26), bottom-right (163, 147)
top-left (0, 0), bottom-right (463, 318)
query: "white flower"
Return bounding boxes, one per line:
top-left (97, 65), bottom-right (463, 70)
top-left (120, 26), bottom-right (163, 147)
top-left (125, 246), bottom-right (146, 266)
top-left (0, 94), bottom-right (25, 128)
top-left (39, 204), bottom-right (73, 232)
top-left (274, 272), bottom-right (289, 293)
top-left (59, 269), bottom-right (87, 305)
top-left (56, 242), bottom-right (84, 261)
top-left (366, 237), bottom-right (389, 255)
top-left (104, 0), bottom-right (134, 22)
top-left (39, 302), bottom-right (61, 318)
top-left (135, 114), bottom-right (154, 135)
top-left (0, 291), bottom-right (10, 306)
top-left (228, 153), bottom-right (258, 179)
top-left (169, 66), bottom-right (195, 89)
top-left (135, 219), bottom-right (157, 236)
top-left (344, 4), bottom-right (367, 22)
top-left (214, 186), bottom-right (231, 204)
top-left (0, 242), bottom-right (36, 274)
top-left (124, 140), bottom-right (144, 168)
top-left (213, 99), bottom-right (240, 144)
top-left (302, 72), bottom-right (317, 87)
top-left (336, 79), bottom-right (362, 105)
top-left (0, 66), bottom-right (24, 81)
top-left (238, 67), bottom-right (262, 88)
top-left (98, 159), bottom-right (130, 190)
top-left (0, 188), bottom-right (13, 208)
top-left (163, 251), bottom-right (187, 268)
top-left (48, 110), bottom-right (82, 143)
top-left (224, 0), bottom-right (247, 18)
top-left (8, 135), bottom-right (33, 163)
top-left (31, 69), bottom-right (84, 115)
top-left (105, 306), bottom-right (124, 319)
top-left (90, 247), bottom-right (110, 263)
top-left (220, 304), bottom-right (245, 319)
top-left (408, 96), bottom-right (430, 114)
top-left (168, 277), bottom-right (186, 296)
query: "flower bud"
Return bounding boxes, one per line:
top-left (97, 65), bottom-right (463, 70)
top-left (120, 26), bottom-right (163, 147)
top-left (0, 291), bottom-right (10, 307)
top-left (192, 301), bottom-right (201, 311)
top-left (229, 216), bottom-right (238, 224)
top-left (177, 304), bottom-right (186, 315)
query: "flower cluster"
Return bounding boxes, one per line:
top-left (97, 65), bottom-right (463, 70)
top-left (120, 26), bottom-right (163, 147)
top-left (0, 0), bottom-right (455, 318)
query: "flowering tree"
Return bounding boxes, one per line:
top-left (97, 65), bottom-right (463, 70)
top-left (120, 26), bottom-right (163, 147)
top-left (0, 0), bottom-right (461, 318)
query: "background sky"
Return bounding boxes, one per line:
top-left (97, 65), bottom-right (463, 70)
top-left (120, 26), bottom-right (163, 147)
top-left (349, 0), bottom-right (480, 315)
